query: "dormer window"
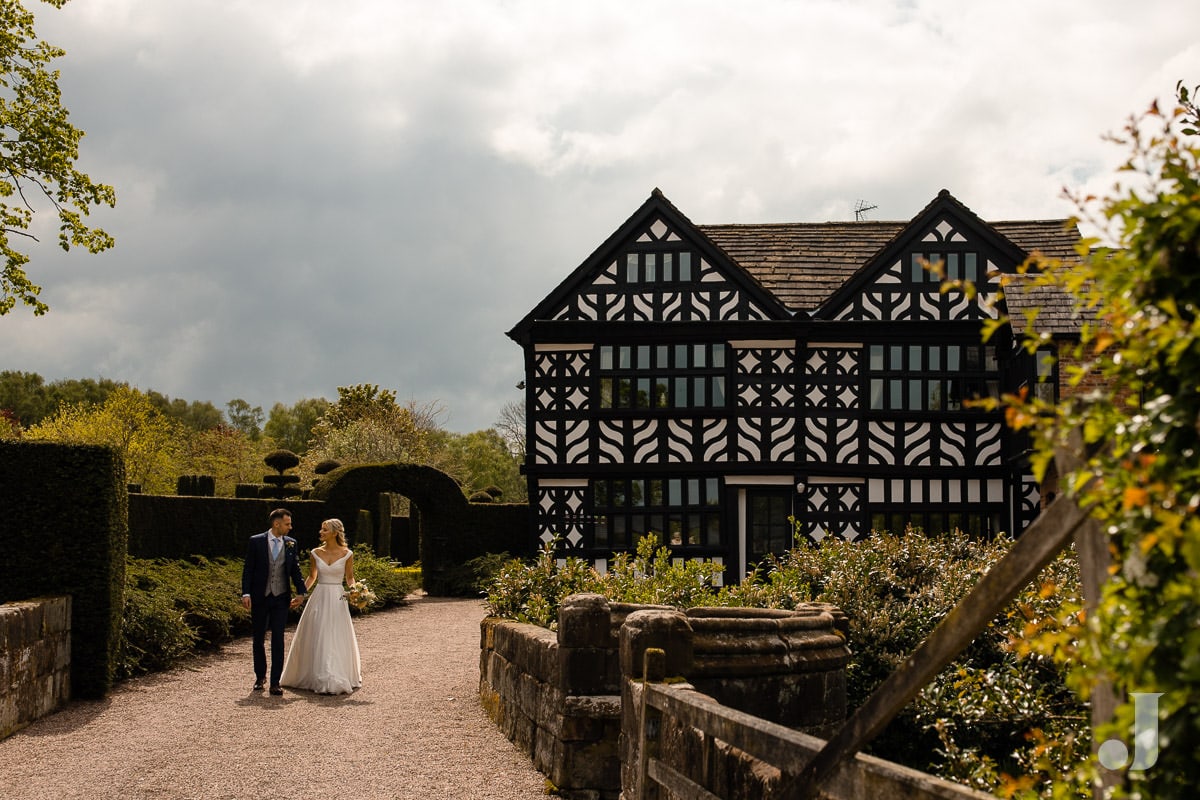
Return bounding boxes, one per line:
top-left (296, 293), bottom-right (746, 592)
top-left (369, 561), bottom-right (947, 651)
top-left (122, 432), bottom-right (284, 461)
top-left (624, 251), bottom-right (694, 283)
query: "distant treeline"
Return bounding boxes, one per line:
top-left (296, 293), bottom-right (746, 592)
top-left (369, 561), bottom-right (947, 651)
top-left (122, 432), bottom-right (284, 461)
top-left (0, 371), bottom-right (223, 430)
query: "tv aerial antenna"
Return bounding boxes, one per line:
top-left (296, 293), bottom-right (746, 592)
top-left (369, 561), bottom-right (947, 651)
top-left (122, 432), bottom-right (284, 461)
top-left (854, 200), bottom-right (878, 221)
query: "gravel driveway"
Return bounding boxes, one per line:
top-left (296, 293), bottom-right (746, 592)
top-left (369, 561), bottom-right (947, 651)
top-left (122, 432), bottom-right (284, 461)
top-left (1, 596), bottom-right (550, 800)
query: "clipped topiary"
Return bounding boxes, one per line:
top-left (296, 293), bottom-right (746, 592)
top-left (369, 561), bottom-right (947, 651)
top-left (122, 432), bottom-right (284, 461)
top-left (264, 449), bottom-right (300, 473)
top-left (483, 484), bottom-right (504, 500)
top-left (468, 490), bottom-right (494, 503)
top-left (314, 459), bottom-right (342, 475)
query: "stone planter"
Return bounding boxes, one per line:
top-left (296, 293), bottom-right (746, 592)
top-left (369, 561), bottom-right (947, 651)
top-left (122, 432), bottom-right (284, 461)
top-left (685, 606), bottom-right (850, 733)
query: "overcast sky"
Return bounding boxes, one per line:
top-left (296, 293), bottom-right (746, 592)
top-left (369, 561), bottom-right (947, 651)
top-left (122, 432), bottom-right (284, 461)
top-left (5, 0), bottom-right (1197, 433)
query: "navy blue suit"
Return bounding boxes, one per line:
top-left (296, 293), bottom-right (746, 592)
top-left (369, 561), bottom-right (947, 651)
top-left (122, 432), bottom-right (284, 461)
top-left (241, 531), bottom-right (307, 687)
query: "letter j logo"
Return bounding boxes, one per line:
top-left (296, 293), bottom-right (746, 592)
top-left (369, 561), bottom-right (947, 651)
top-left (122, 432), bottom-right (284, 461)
top-left (1098, 693), bottom-right (1163, 771)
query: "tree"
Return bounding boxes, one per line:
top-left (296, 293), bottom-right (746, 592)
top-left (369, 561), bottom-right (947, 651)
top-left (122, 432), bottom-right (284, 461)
top-left (302, 385), bottom-right (447, 484)
top-left (225, 398), bottom-right (264, 440)
top-left (1, 0), bottom-right (115, 315)
top-left (0, 368), bottom-right (48, 426)
top-left (437, 428), bottom-right (527, 502)
top-left (263, 397), bottom-right (330, 454)
top-left (24, 384), bottom-right (181, 492)
top-left (495, 398), bottom-right (527, 461)
top-left (997, 81), bottom-right (1200, 798)
top-left (146, 391), bottom-right (223, 431)
top-left (183, 423), bottom-right (265, 494)
top-left (315, 383), bottom-right (399, 431)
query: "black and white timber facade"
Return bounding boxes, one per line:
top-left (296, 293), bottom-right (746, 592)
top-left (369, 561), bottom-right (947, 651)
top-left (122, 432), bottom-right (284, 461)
top-left (507, 189), bottom-right (1083, 582)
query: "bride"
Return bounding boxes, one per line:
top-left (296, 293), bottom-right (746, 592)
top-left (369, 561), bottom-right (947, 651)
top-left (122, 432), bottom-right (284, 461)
top-left (280, 518), bottom-right (363, 694)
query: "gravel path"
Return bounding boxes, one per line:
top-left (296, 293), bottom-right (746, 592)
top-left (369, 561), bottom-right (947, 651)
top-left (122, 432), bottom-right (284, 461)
top-left (1, 596), bottom-right (550, 800)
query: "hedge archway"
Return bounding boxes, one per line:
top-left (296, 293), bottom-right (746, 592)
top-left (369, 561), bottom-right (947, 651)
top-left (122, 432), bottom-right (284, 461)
top-left (309, 462), bottom-right (529, 595)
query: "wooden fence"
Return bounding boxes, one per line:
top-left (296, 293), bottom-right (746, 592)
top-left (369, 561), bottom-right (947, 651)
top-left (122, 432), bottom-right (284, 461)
top-left (629, 648), bottom-right (993, 800)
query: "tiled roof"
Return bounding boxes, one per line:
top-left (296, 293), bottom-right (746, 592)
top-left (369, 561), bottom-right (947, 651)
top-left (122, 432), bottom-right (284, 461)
top-left (1004, 275), bottom-right (1099, 336)
top-left (697, 217), bottom-right (1086, 334)
top-left (698, 221), bottom-right (904, 311)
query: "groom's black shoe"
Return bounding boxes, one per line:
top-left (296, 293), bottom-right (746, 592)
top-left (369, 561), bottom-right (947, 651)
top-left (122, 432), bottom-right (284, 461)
top-left (269, 685), bottom-right (283, 696)
top-left (253, 680), bottom-right (265, 691)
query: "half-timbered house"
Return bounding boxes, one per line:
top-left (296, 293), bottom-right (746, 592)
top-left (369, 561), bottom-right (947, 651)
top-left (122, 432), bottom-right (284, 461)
top-left (507, 189), bottom-right (1082, 581)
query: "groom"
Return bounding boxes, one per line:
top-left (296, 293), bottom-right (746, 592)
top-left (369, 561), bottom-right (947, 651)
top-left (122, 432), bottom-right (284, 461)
top-left (241, 508), bottom-right (307, 695)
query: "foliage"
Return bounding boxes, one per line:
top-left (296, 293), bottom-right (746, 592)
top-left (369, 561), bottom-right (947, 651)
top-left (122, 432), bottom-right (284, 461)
top-left (263, 448), bottom-right (300, 473)
top-left (0, 371), bottom-right (124, 427)
top-left (989, 81), bottom-right (1200, 799)
top-left (0, 0), bottom-right (116, 316)
top-left (484, 538), bottom-right (604, 628)
top-left (225, 398), bottom-right (264, 440)
top-left (145, 391), bottom-right (223, 431)
top-left (301, 385), bottom-right (446, 485)
top-left (483, 531), bottom-right (1086, 794)
top-left (183, 423), bottom-right (264, 495)
top-left (119, 556), bottom-right (249, 679)
top-left (433, 427), bottom-right (527, 502)
top-left (0, 371), bottom-right (223, 432)
top-left (0, 407), bottom-right (17, 438)
top-left (1, 439), bottom-right (126, 698)
top-left (334, 543), bottom-right (420, 612)
top-left (23, 384), bottom-right (183, 492)
top-left (484, 534), bottom-right (722, 628)
top-left (263, 396), bottom-right (330, 454)
top-left (119, 550), bottom-right (420, 679)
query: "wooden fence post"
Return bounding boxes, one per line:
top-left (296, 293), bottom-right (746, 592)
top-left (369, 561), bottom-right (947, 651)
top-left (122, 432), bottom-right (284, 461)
top-left (635, 647), bottom-right (667, 800)
top-left (1055, 434), bottom-right (1121, 795)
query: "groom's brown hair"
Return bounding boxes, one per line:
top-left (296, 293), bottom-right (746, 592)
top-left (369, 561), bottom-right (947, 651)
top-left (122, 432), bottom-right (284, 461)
top-left (269, 508), bottom-right (292, 522)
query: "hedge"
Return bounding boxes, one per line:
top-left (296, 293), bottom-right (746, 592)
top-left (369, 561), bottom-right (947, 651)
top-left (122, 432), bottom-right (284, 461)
top-left (0, 441), bottom-right (127, 699)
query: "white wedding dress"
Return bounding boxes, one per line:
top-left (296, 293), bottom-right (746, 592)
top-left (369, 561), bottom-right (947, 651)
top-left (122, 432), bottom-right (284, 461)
top-left (280, 551), bottom-right (362, 694)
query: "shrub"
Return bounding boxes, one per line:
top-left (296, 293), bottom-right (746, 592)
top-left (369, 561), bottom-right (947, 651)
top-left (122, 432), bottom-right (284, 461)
top-left (483, 534), bottom-right (722, 628)
top-left (119, 556), bottom-right (248, 679)
top-left (263, 449), bottom-right (300, 473)
top-left (719, 531), bottom-right (1086, 793)
top-left (484, 538), bottom-right (603, 628)
top-left (118, 551), bottom-right (421, 679)
top-left (342, 544), bottom-right (420, 612)
top-left (482, 530), bottom-right (1087, 795)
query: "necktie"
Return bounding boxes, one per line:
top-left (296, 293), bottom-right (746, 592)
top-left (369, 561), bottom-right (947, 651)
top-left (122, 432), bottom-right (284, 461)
top-left (271, 537), bottom-right (280, 560)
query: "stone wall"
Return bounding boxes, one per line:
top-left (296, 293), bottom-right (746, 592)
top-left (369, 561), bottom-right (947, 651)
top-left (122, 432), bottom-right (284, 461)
top-left (1, 596), bottom-right (71, 740)
top-left (479, 594), bottom-right (849, 800)
top-left (479, 594), bottom-right (623, 799)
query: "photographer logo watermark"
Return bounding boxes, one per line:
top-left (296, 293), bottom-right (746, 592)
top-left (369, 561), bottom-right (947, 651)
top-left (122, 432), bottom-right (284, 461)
top-left (1098, 692), bottom-right (1163, 771)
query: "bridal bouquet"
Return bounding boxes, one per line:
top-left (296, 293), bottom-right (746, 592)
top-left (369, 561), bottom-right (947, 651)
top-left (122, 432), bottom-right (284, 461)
top-left (344, 580), bottom-right (377, 611)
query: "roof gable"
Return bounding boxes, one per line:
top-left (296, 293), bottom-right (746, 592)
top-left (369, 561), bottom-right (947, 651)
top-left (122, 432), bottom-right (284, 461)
top-left (508, 190), bottom-right (791, 341)
top-left (816, 190), bottom-right (1039, 323)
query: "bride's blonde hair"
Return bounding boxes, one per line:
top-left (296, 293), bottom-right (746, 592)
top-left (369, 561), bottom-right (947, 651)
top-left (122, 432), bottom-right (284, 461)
top-left (325, 518), bottom-right (347, 547)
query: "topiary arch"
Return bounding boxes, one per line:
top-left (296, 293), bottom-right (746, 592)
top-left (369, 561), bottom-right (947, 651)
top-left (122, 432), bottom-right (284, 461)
top-left (309, 462), bottom-right (529, 595)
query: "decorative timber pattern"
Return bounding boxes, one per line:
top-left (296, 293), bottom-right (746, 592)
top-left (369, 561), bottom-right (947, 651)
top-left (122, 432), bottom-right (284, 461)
top-left (549, 217), bottom-right (773, 323)
top-left (865, 420), bottom-right (1004, 467)
top-left (531, 347), bottom-right (591, 466)
top-left (733, 342), bottom-right (797, 464)
top-left (832, 216), bottom-right (1000, 322)
top-left (595, 418), bottom-right (731, 465)
top-left (803, 482), bottom-right (866, 543)
top-left (536, 482), bottom-right (588, 547)
top-left (803, 346), bottom-right (860, 467)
